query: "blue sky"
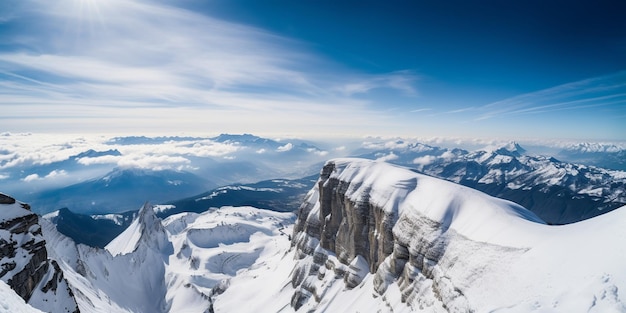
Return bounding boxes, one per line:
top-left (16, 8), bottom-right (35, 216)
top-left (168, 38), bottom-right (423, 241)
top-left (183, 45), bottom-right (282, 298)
top-left (0, 0), bottom-right (625, 141)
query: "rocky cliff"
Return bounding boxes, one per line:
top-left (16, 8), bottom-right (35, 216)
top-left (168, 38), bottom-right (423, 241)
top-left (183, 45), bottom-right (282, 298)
top-left (289, 159), bottom-right (548, 312)
top-left (0, 193), bottom-right (79, 313)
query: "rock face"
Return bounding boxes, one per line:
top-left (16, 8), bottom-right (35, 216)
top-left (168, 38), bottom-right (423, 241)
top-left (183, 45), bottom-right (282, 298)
top-left (290, 159), bottom-right (542, 312)
top-left (0, 193), bottom-right (79, 313)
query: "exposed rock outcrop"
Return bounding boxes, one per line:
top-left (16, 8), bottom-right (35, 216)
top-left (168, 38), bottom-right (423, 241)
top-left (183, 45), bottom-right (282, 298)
top-left (290, 159), bottom-right (541, 312)
top-left (0, 193), bottom-right (79, 313)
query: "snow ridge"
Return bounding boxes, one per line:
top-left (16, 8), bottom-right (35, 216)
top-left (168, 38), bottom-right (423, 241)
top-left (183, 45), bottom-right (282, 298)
top-left (105, 202), bottom-right (170, 256)
top-left (282, 158), bottom-right (626, 312)
top-left (360, 141), bottom-right (626, 224)
top-left (41, 203), bottom-right (294, 313)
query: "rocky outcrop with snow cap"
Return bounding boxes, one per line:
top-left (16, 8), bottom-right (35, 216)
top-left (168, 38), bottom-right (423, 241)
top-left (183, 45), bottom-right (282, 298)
top-left (0, 193), bottom-right (79, 313)
top-left (282, 159), bottom-right (626, 312)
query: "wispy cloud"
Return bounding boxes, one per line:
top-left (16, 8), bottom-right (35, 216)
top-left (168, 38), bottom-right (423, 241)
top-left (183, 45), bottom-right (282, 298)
top-left (0, 0), bottom-right (418, 135)
top-left (475, 71), bottom-right (626, 121)
top-left (445, 107), bottom-right (477, 114)
top-left (410, 108), bottom-right (431, 113)
top-left (332, 70), bottom-right (418, 96)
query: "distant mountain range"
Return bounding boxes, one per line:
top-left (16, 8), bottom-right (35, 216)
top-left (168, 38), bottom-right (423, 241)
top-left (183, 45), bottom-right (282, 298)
top-left (157, 174), bottom-right (317, 217)
top-left (28, 168), bottom-right (215, 215)
top-left (556, 142), bottom-right (626, 171)
top-left (44, 208), bottom-right (137, 248)
top-left (43, 175), bottom-right (316, 247)
top-left (3, 159), bottom-right (626, 312)
top-left (356, 141), bottom-right (626, 224)
top-left (0, 133), bottom-right (331, 198)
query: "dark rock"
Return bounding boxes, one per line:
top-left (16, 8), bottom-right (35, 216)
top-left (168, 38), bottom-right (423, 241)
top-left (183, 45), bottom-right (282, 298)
top-left (0, 195), bottom-right (80, 312)
top-left (0, 193), bottom-right (16, 205)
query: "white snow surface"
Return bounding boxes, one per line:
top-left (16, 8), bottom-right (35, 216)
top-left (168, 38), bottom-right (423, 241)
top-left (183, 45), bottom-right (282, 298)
top-left (42, 204), bottom-right (294, 313)
top-left (90, 213), bottom-right (130, 225)
top-left (15, 158), bottom-right (626, 312)
top-left (0, 199), bottom-right (31, 223)
top-left (215, 159), bottom-right (626, 312)
top-left (0, 281), bottom-right (43, 313)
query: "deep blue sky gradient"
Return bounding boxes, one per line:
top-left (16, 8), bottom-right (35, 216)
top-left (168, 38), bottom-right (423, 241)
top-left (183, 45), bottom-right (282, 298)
top-left (199, 1), bottom-right (625, 90)
top-left (1, 0), bottom-right (625, 140)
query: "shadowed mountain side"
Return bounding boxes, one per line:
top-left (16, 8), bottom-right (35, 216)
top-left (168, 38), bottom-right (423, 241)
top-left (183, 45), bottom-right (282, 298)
top-left (45, 208), bottom-right (136, 248)
top-left (27, 168), bottom-right (216, 215)
top-left (158, 175), bottom-right (318, 218)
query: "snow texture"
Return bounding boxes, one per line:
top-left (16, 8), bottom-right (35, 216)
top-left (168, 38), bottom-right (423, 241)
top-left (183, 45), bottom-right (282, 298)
top-left (42, 203), bottom-right (294, 313)
top-left (5, 157), bottom-right (625, 312)
top-left (0, 280), bottom-right (43, 313)
top-left (218, 158), bottom-right (626, 313)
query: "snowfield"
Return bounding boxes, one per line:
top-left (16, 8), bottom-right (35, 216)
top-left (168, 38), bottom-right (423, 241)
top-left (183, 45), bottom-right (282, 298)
top-left (0, 280), bottom-right (43, 313)
top-left (42, 204), bottom-right (295, 313)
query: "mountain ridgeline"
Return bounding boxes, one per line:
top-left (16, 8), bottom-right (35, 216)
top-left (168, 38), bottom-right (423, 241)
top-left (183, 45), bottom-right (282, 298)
top-left (1, 158), bottom-right (626, 312)
top-left (357, 141), bottom-right (626, 224)
top-left (284, 159), bottom-right (626, 312)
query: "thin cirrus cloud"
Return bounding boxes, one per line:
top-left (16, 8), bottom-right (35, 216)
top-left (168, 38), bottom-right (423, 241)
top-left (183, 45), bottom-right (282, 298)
top-left (475, 71), bottom-right (626, 121)
top-left (0, 0), bottom-right (418, 135)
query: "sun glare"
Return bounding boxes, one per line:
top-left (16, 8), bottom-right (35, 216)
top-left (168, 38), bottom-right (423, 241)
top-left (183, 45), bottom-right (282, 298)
top-left (69, 0), bottom-right (106, 21)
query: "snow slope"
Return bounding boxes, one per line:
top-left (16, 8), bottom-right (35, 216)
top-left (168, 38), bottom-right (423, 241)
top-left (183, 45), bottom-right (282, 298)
top-left (0, 280), bottom-right (43, 313)
top-left (42, 203), bottom-right (294, 313)
top-left (213, 158), bottom-right (626, 312)
top-left (7, 157), bottom-right (624, 312)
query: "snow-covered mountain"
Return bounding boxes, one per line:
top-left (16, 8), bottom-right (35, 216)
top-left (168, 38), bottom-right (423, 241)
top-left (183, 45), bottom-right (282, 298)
top-left (41, 175), bottom-right (314, 249)
top-left (41, 203), bottom-right (294, 313)
top-left (28, 168), bottom-right (215, 215)
top-left (215, 159), bottom-right (626, 312)
top-left (556, 142), bottom-right (626, 171)
top-left (159, 175), bottom-right (317, 217)
top-left (0, 193), bottom-right (78, 313)
top-left (2, 158), bottom-right (625, 312)
top-left (357, 140), bottom-right (626, 224)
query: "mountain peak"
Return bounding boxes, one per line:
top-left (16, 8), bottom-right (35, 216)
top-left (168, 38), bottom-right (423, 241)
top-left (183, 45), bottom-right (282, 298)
top-left (105, 202), bottom-right (170, 256)
top-left (490, 141), bottom-right (526, 157)
top-left (137, 201), bottom-right (160, 230)
top-left (74, 149), bottom-right (121, 159)
top-left (0, 193), bottom-right (32, 222)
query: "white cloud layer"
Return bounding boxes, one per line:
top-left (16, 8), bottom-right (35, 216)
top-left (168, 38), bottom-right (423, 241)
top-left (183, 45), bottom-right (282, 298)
top-left (276, 143), bottom-right (294, 152)
top-left (0, 0), bottom-right (417, 136)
